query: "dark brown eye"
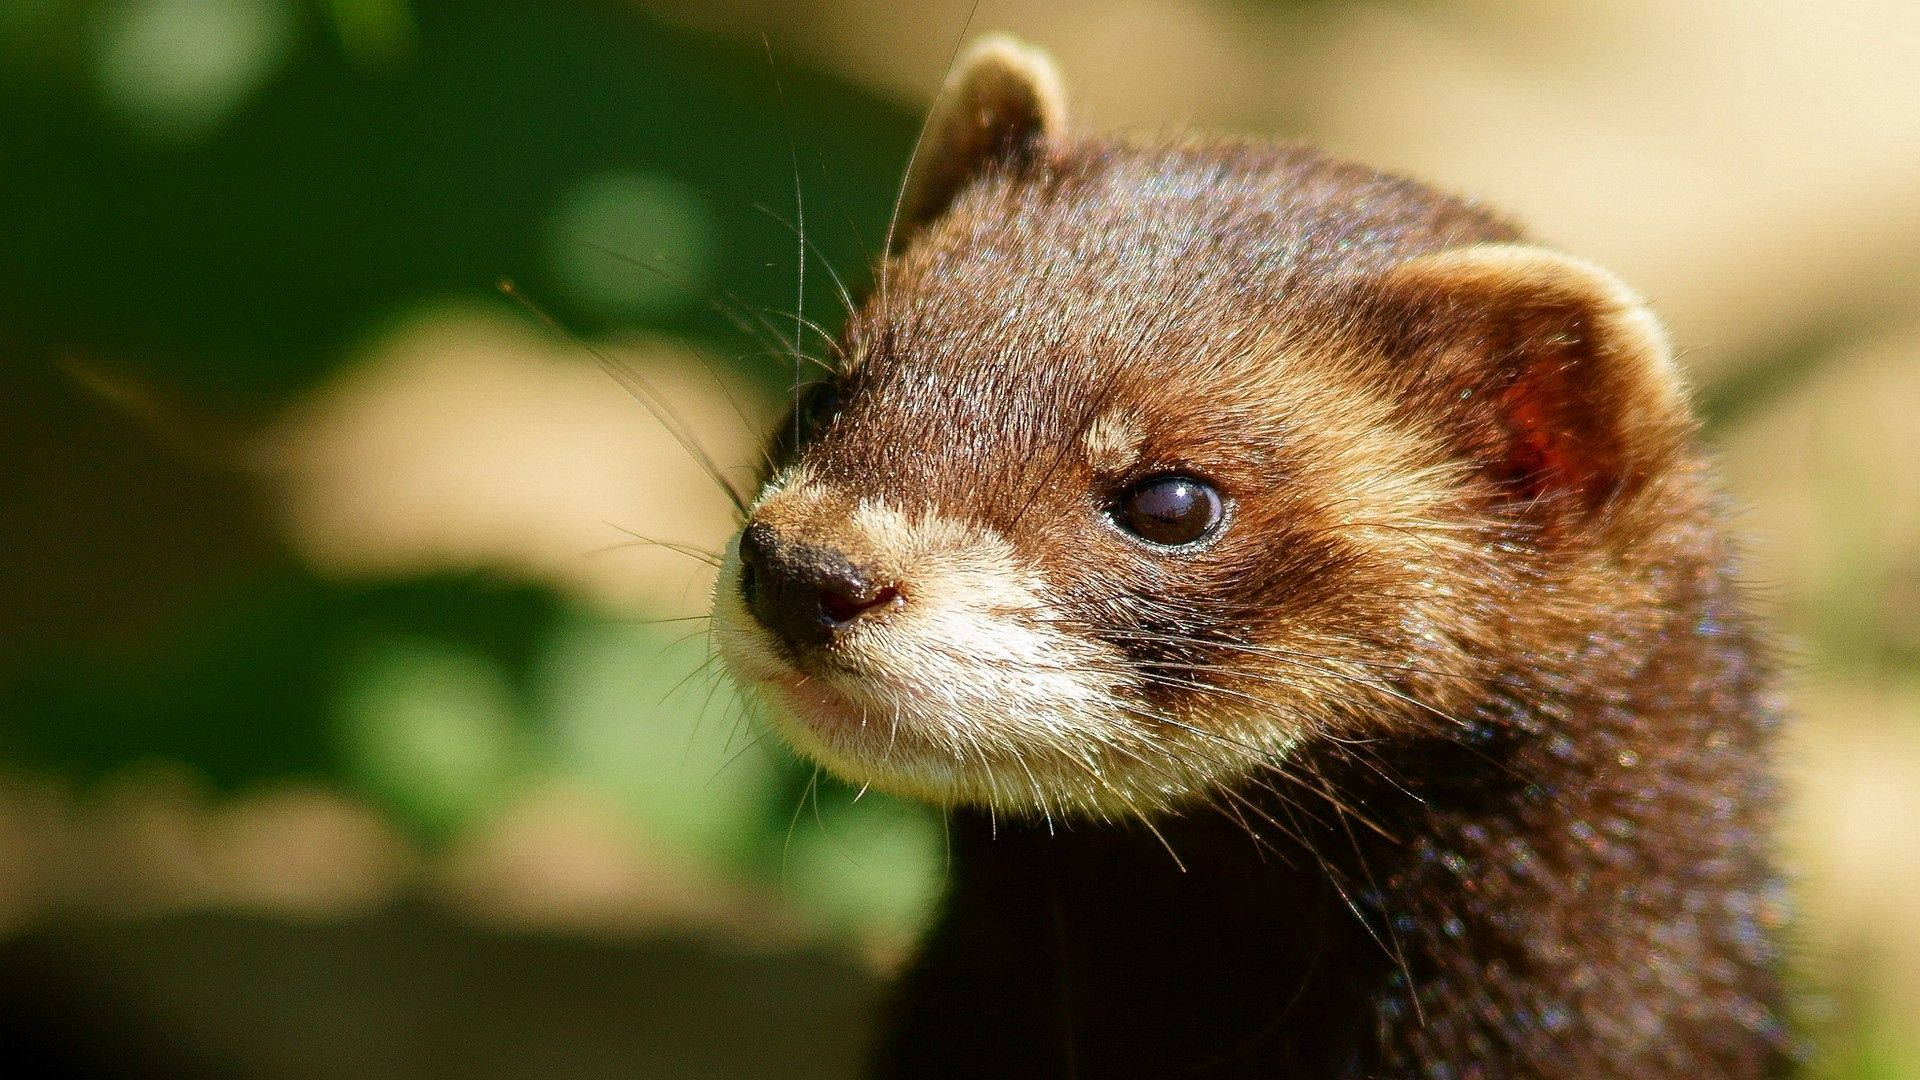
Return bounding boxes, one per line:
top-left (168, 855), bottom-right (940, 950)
top-left (796, 381), bottom-right (841, 440)
top-left (1112, 474), bottom-right (1225, 547)
top-left (773, 380), bottom-right (842, 462)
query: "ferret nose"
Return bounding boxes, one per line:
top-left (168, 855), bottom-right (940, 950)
top-left (737, 523), bottom-right (899, 649)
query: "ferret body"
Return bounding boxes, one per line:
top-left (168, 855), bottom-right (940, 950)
top-left (712, 37), bottom-right (1790, 1078)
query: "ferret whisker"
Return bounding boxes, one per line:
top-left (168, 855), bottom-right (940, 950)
top-left (666, 624), bottom-right (724, 658)
top-left (1120, 694), bottom-right (1398, 844)
top-left (679, 645), bottom-right (729, 749)
top-left (729, 341), bottom-right (838, 378)
top-left (1007, 750), bottom-right (1054, 831)
top-left (732, 306), bottom-right (843, 365)
top-left (900, 648), bottom-right (1385, 794)
top-left (713, 698), bottom-right (752, 764)
top-left (1124, 651), bottom-right (1534, 793)
top-left (1153, 660), bottom-right (1462, 742)
top-left (1318, 777), bottom-right (1426, 1024)
top-left (753, 31), bottom-right (809, 417)
top-left (666, 650), bottom-right (740, 769)
top-left (1054, 736), bottom-right (1189, 864)
top-left (714, 719), bottom-right (777, 781)
top-left (706, 679), bottom-right (753, 757)
top-left (1116, 630), bottom-right (1489, 731)
top-left (1056, 621), bottom-right (1497, 687)
top-left (877, 0), bottom-right (986, 315)
top-left (748, 292), bottom-right (840, 355)
top-left (498, 281), bottom-right (751, 519)
top-left (710, 707), bottom-right (779, 787)
top-left (597, 524), bottom-right (725, 568)
top-left (1113, 701), bottom-right (1323, 821)
top-left (566, 239), bottom-right (791, 361)
top-left (610, 612), bottom-right (712, 626)
top-left (782, 765), bottom-right (823, 876)
top-left (749, 201), bottom-right (857, 326)
top-left (1117, 711), bottom-right (1384, 933)
top-left (1129, 806), bottom-right (1188, 872)
top-left (1175, 750), bottom-right (1319, 861)
top-left (897, 645), bottom-right (1439, 834)
top-left (1120, 658), bottom-right (1389, 726)
top-left (809, 145), bottom-right (876, 317)
top-left (809, 764), bottom-right (829, 831)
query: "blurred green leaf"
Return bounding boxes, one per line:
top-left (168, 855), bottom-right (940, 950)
top-left (0, 0), bottom-right (63, 38)
top-left (332, 630), bottom-right (526, 836)
top-left (1, 573), bottom-right (563, 792)
top-left (533, 612), bottom-right (779, 867)
top-left (324, 0), bottom-right (415, 66)
top-left (542, 169), bottom-right (717, 325)
top-left (93, 0), bottom-right (297, 143)
top-left (779, 784), bottom-right (944, 941)
top-left (0, 0), bottom-right (917, 407)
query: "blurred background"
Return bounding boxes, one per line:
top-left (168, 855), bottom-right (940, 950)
top-left (0, 0), bottom-right (1915, 1076)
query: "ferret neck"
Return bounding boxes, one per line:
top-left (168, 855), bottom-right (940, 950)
top-left (877, 559), bottom-right (1788, 1078)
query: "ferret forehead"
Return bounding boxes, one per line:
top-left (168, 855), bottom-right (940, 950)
top-left (814, 138), bottom-right (1523, 510)
top-left (851, 139), bottom-right (1521, 392)
top-left (802, 346), bottom-right (1114, 511)
top-left (799, 336), bottom-right (1318, 535)
top-left (896, 139), bottom-right (1519, 295)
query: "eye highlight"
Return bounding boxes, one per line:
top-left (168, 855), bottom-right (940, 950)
top-left (1111, 474), bottom-right (1226, 548)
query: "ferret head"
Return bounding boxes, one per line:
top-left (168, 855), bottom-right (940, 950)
top-left (711, 37), bottom-right (1697, 820)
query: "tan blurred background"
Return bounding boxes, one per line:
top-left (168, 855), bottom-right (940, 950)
top-left (1, 0), bottom-right (1916, 1076)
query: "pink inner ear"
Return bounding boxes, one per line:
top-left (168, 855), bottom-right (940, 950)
top-left (1496, 376), bottom-right (1560, 496)
top-left (1490, 349), bottom-right (1626, 515)
top-left (1371, 247), bottom-right (1684, 525)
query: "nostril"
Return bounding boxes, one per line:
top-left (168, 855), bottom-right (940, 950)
top-left (737, 524), bottom-right (773, 571)
top-left (819, 582), bottom-right (900, 625)
top-left (736, 522), bottom-right (895, 647)
top-left (736, 524), bottom-right (773, 603)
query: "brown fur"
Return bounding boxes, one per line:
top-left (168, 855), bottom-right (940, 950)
top-left (716, 40), bottom-right (1790, 1078)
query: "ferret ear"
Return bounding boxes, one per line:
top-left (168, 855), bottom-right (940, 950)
top-left (892, 35), bottom-right (1066, 252)
top-left (1367, 244), bottom-right (1693, 522)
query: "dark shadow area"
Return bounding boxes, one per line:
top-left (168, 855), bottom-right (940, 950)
top-left (0, 912), bottom-right (883, 1080)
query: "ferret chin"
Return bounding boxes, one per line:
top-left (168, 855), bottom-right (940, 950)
top-left (709, 33), bottom-right (1790, 1080)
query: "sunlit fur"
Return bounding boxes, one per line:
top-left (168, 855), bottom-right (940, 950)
top-left (715, 211), bottom-right (1704, 829)
top-left (1076, 409), bottom-right (1144, 475)
top-left (717, 322), bottom-right (1549, 823)
top-left (710, 36), bottom-right (1787, 1078)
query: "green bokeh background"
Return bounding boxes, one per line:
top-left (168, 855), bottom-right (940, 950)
top-left (3, 4), bottom-right (944, 1073)
top-left (3, 0), bottom-right (941, 913)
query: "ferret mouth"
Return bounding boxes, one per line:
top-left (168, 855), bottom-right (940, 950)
top-left (734, 653), bottom-right (990, 803)
top-left (713, 596), bottom-right (1017, 799)
top-left (742, 652), bottom-right (941, 756)
top-left (709, 577), bottom-right (918, 758)
top-left (756, 666), bottom-right (875, 737)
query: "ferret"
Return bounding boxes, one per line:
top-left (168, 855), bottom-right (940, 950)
top-left (710, 36), bottom-right (1791, 1079)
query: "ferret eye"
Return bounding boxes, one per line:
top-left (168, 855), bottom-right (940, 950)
top-left (1112, 474), bottom-right (1225, 547)
top-left (789, 381), bottom-right (842, 445)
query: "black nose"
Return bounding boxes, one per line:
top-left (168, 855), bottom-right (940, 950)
top-left (737, 523), bottom-right (899, 650)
